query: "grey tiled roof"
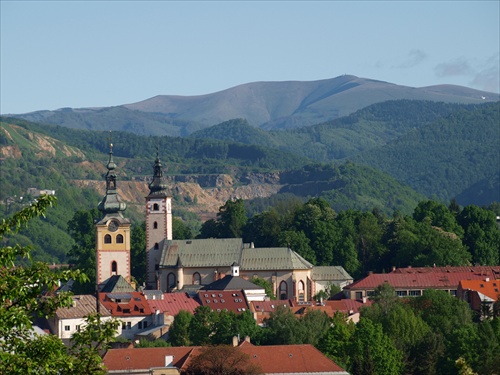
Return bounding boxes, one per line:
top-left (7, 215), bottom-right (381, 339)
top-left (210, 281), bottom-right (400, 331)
top-left (200, 275), bottom-right (264, 291)
top-left (240, 247), bottom-right (313, 270)
top-left (312, 266), bottom-right (353, 281)
top-left (160, 238), bottom-right (243, 268)
top-left (100, 275), bottom-right (135, 293)
top-left (55, 294), bottom-right (111, 319)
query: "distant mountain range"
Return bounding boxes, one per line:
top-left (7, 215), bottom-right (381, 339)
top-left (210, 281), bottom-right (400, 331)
top-left (10, 75), bottom-right (499, 136)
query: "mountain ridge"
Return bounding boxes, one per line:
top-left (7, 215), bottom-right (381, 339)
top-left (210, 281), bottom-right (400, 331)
top-left (10, 75), bottom-right (499, 136)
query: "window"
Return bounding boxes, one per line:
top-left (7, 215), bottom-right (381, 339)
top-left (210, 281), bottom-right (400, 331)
top-left (104, 234), bottom-right (112, 244)
top-left (153, 221), bottom-right (158, 229)
top-left (298, 280), bottom-right (305, 302)
top-left (409, 290), bottom-right (422, 297)
top-left (111, 261), bottom-right (117, 275)
top-left (153, 203), bottom-right (159, 211)
top-left (76, 325), bottom-right (81, 332)
top-left (143, 321), bottom-right (147, 329)
top-left (279, 281), bottom-right (288, 300)
top-left (116, 234), bottom-right (124, 243)
top-left (154, 242), bottom-right (159, 250)
top-left (126, 322), bottom-right (131, 329)
top-left (397, 290), bottom-right (408, 297)
top-left (193, 272), bottom-right (201, 285)
top-left (450, 290), bottom-right (457, 296)
top-left (138, 322), bottom-right (142, 329)
top-left (122, 322), bottom-right (126, 330)
top-left (167, 273), bottom-right (176, 292)
top-left (64, 325), bottom-right (70, 331)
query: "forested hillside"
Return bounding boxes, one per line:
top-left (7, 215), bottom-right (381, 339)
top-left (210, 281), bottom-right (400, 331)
top-left (352, 102), bottom-right (500, 203)
top-left (1, 117), bottom-right (428, 263)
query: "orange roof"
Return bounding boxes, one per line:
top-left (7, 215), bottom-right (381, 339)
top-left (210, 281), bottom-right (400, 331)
top-left (103, 342), bottom-right (349, 374)
top-left (459, 279), bottom-right (500, 300)
top-left (100, 292), bottom-right (152, 317)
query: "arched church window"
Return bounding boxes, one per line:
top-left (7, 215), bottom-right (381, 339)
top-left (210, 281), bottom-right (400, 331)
top-left (116, 234), bottom-right (124, 243)
top-left (104, 234), bottom-right (112, 244)
top-left (167, 273), bottom-right (176, 292)
top-left (193, 272), bottom-right (201, 285)
top-left (153, 203), bottom-right (159, 211)
top-left (298, 280), bottom-right (305, 302)
top-left (111, 261), bottom-right (117, 275)
top-left (279, 281), bottom-right (288, 300)
top-left (153, 221), bottom-right (158, 229)
top-left (154, 243), bottom-right (159, 250)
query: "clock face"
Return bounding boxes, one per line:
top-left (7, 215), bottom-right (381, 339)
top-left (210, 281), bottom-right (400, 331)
top-left (108, 220), bottom-right (119, 232)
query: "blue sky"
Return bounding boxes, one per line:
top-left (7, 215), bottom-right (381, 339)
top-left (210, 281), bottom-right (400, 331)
top-left (1, 1), bottom-right (499, 114)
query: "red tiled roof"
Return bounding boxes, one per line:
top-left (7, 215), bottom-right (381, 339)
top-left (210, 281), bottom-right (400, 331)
top-left (146, 293), bottom-right (200, 316)
top-left (100, 292), bottom-right (152, 317)
top-left (103, 342), bottom-right (349, 374)
top-left (198, 290), bottom-right (249, 313)
top-left (237, 341), bottom-right (347, 374)
top-left (345, 269), bottom-right (499, 291)
top-left (459, 279), bottom-right (500, 300)
top-left (391, 266), bottom-right (500, 276)
top-left (103, 347), bottom-right (193, 371)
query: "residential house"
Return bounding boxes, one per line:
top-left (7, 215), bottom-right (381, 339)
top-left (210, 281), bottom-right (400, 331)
top-left (103, 338), bottom-right (350, 374)
top-left (458, 278), bottom-right (500, 316)
top-left (344, 266), bottom-right (500, 300)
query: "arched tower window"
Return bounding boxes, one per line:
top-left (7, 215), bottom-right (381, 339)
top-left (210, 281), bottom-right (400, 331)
top-left (167, 273), bottom-right (176, 292)
top-left (153, 203), bottom-right (159, 211)
top-left (154, 242), bottom-right (159, 250)
top-left (193, 272), bottom-right (201, 285)
top-left (153, 221), bottom-right (158, 229)
top-left (116, 234), bottom-right (124, 243)
top-left (104, 234), bottom-right (112, 244)
top-left (279, 281), bottom-right (288, 300)
top-left (111, 261), bottom-right (117, 275)
top-left (298, 280), bottom-right (305, 302)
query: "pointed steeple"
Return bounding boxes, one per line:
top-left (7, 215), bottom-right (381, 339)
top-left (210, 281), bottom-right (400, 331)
top-left (147, 148), bottom-right (168, 198)
top-left (98, 142), bottom-right (127, 216)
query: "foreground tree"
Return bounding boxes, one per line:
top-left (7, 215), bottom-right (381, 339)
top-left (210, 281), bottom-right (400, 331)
top-left (183, 345), bottom-right (262, 375)
top-left (0, 196), bottom-right (119, 374)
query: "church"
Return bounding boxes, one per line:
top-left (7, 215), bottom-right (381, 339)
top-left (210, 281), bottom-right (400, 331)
top-left (95, 147), bottom-right (353, 301)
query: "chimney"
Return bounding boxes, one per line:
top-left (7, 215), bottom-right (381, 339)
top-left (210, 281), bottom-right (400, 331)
top-left (165, 355), bottom-right (174, 367)
top-left (392, 266), bottom-right (396, 272)
top-left (486, 277), bottom-right (490, 282)
top-left (362, 297), bottom-right (368, 304)
top-left (244, 336), bottom-right (251, 343)
top-left (232, 336), bottom-right (239, 347)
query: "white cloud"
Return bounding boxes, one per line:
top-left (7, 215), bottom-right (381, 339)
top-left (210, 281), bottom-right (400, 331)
top-left (434, 58), bottom-right (473, 77)
top-left (397, 49), bottom-right (427, 69)
top-left (470, 53), bottom-right (500, 93)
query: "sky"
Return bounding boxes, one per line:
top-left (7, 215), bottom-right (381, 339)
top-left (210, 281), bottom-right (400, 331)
top-left (1, 1), bottom-right (499, 114)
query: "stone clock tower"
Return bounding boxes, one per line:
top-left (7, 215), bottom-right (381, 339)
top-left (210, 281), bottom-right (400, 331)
top-left (96, 144), bottom-right (131, 289)
top-left (145, 152), bottom-right (172, 289)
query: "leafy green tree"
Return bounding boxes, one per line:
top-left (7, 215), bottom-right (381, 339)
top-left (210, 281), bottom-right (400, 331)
top-left (457, 205), bottom-right (500, 265)
top-left (217, 199), bottom-right (248, 238)
top-left (212, 310), bottom-right (238, 345)
top-left (251, 276), bottom-right (276, 300)
top-left (277, 230), bottom-right (316, 264)
top-left (413, 200), bottom-right (464, 237)
top-left (263, 305), bottom-right (301, 345)
top-left (349, 317), bottom-right (404, 375)
top-left (67, 208), bottom-right (100, 294)
top-left (189, 306), bottom-right (218, 345)
top-left (172, 217), bottom-right (193, 239)
top-left (0, 195), bottom-right (118, 374)
top-left (317, 312), bottom-right (355, 369)
top-left (131, 221), bottom-right (146, 285)
top-left (168, 310), bottom-right (193, 346)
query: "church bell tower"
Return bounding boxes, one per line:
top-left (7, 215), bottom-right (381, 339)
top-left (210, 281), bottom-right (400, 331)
top-left (96, 143), bottom-right (131, 289)
top-left (145, 151), bottom-right (172, 289)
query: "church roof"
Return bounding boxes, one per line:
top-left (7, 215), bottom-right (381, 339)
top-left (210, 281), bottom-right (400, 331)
top-left (160, 239), bottom-right (316, 271)
top-left (312, 266), bottom-right (353, 281)
top-left (160, 238), bottom-right (243, 268)
top-left (240, 247), bottom-right (313, 270)
top-left (99, 275), bottom-right (135, 293)
top-left (200, 275), bottom-right (264, 291)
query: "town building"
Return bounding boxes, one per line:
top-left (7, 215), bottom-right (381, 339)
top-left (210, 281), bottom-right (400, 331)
top-left (343, 266), bottom-right (500, 300)
top-left (102, 338), bottom-right (350, 374)
top-left (457, 278), bottom-right (500, 316)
